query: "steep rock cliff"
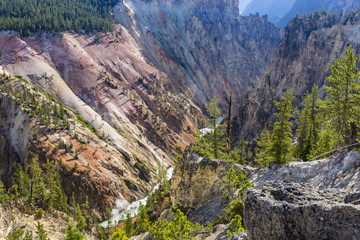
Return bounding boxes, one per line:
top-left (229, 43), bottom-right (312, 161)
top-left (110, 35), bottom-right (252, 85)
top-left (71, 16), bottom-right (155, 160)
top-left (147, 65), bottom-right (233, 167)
top-left (115, 0), bottom-right (281, 109)
top-left (0, 24), bottom-right (207, 215)
top-left (232, 11), bottom-right (360, 141)
top-left (0, 74), bottom-right (162, 218)
top-left (170, 148), bottom-right (255, 224)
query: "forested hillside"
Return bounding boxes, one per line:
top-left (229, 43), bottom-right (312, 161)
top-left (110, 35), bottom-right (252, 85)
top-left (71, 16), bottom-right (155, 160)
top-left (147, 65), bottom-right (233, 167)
top-left (278, 0), bottom-right (360, 25)
top-left (0, 0), bottom-right (118, 35)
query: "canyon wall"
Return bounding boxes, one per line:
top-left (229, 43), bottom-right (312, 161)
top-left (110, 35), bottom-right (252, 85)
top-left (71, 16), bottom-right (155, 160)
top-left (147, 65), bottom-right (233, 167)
top-left (232, 11), bottom-right (360, 142)
top-left (115, 0), bottom-right (281, 109)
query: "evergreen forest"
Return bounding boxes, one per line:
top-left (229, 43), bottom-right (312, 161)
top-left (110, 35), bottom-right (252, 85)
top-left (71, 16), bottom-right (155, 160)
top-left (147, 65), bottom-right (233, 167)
top-left (0, 0), bottom-right (118, 36)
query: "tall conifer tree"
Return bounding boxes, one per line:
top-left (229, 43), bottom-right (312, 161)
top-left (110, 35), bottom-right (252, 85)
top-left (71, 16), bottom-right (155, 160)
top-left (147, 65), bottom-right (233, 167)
top-left (325, 42), bottom-right (360, 145)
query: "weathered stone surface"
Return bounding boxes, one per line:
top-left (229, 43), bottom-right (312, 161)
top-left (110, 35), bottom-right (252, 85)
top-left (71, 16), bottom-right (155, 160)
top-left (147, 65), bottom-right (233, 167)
top-left (244, 150), bottom-right (360, 240)
top-left (169, 149), bottom-right (360, 239)
top-left (170, 150), bottom-right (255, 224)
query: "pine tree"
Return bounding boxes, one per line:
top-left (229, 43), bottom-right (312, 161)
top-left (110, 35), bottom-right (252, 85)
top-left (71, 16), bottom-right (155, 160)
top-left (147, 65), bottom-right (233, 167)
top-left (65, 223), bottom-right (85, 240)
top-left (256, 90), bottom-right (295, 166)
top-left (308, 122), bottom-right (341, 159)
top-left (110, 229), bottom-right (128, 240)
top-left (13, 163), bottom-right (30, 199)
top-left (193, 96), bottom-right (225, 159)
top-left (149, 209), bottom-right (202, 240)
top-left (74, 204), bottom-right (87, 231)
top-left (269, 89), bottom-right (295, 165)
top-left (0, 179), bottom-right (10, 205)
top-left (324, 42), bottom-right (360, 145)
top-left (135, 206), bottom-right (150, 234)
top-left (124, 213), bottom-right (134, 237)
top-left (255, 127), bottom-right (272, 167)
top-left (295, 85), bottom-right (321, 161)
top-left (206, 95), bottom-right (225, 159)
top-left (6, 229), bottom-right (24, 240)
top-left (28, 156), bottom-right (45, 203)
top-left (44, 159), bottom-right (67, 212)
top-left (192, 130), bottom-right (211, 157)
top-left (226, 93), bottom-right (232, 155)
top-left (35, 222), bottom-right (49, 240)
top-left (222, 168), bottom-right (238, 199)
top-left (23, 231), bottom-right (33, 240)
top-left (222, 169), bottom-right (252, 235)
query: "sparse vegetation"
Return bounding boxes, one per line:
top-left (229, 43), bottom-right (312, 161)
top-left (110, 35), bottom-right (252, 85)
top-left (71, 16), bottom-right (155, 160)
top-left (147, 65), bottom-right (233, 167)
top-left (193, 95), bottom-right (226, 159)
top-left (65, 223), bottom-right (85, 240)
top-left (222, 168), bottom-right (252, 234)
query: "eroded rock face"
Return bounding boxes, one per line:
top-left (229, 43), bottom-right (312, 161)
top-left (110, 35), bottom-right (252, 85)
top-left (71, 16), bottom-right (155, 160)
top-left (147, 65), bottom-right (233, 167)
top-left (244, 150), bottom-right (360, 240)
top-left (232, 11), bottom-right (360, 141)
top-left (116, 0), bottom-right (281, 108)
top-left (170, 150), bottom-right (255, 224)
top-left (169, 148), bottom-right (360, 239)
top-left (0, 77), bottom-right (158, 218)
top-left (0, 26), bottom-right (204, 214)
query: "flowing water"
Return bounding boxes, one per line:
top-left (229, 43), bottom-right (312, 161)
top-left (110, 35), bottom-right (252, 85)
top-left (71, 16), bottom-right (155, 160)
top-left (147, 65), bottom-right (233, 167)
top-left (100, 167), bottom-right (174, 228)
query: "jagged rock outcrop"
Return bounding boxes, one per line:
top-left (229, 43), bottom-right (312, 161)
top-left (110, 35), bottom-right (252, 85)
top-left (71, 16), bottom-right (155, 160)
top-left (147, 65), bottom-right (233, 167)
top-left (168, 148), bottom-right (360, 239)
top-left (170, 149), bottom-right (255, 224)
top-left (244, 150), bottom-right (360, 240)
top-left (115, 0), bottom-right (281, 108)
top-left (232, 11), bottom-right (360, 141)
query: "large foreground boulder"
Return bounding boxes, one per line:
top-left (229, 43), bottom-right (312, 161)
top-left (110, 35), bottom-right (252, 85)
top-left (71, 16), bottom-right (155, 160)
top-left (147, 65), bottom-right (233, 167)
top-left (244, 150), bottom-right (360, 240)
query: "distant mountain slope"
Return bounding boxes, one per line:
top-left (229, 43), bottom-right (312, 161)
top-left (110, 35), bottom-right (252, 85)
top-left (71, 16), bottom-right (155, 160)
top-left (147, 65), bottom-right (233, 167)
top-left (242, 0), bottom-right (295, 22)
top-left (116, 0), bottom-right (281, 109)
top-left (278, 0), bottom-right (360, 26)
top-left (231, 10), bottom-right (360, 141)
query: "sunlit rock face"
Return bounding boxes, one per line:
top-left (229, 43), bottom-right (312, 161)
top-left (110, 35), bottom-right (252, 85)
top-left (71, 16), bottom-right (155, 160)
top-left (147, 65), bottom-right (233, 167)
top-left (245, 150), bottom-right (360, 240)
top-left (169, 149), bottom-right (360, 239)
top-left (115, 0), bottom-right (281, 109)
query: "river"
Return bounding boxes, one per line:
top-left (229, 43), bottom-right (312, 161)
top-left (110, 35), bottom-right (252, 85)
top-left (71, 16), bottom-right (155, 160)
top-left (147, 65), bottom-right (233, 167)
top-left (100, 167), bottom-right (174, 228)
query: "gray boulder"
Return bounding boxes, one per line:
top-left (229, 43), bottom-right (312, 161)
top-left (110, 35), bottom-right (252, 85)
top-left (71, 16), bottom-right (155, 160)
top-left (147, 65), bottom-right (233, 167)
top-left (244, 150), bottom-right (360, 240)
